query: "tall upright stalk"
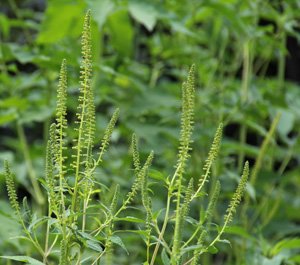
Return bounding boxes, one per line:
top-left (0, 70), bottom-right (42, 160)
top-left (16, 122), bottom-right (44, 205)
top-left (238, 41), bottom-right (251, 173)
top-left (71, 11), bottom-right (93, 214)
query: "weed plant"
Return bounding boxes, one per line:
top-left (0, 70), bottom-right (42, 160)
top-left (2, 11), bottom-right (249, 265)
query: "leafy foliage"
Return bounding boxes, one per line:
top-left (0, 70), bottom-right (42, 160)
top-left (1, 11), bottom-right (252, 265)
top-left (0, 1), bottom-right (300, 264)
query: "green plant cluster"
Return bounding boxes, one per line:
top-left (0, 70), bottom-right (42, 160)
top-left (2, 11), bottom-right (251, 265)
top-left (1, 1), bottom-right (300, 265)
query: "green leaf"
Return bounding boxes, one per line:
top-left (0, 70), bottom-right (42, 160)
top-left (207, 245), bottom-right (218, 254)
top-left (0, 97), bottom-right (28, 110)
top-left (225, 226), bottom-right (253, 240)
top-left (245, 182), bottom-right (256, 200)
top-left (170, 21), bottom-right (197, 37)
top-left (115, 230), bottom-right (148, 237)
top-left (74, 231), bottom-right (103, 252)
top-left (192, 191), bottom-right (207, 199)
top-left (78, 231), bottom-right (97, 241)
top-left (277, 110), bottom-right (294, 137)
top-left (205, 2), bottom-right (246, 35)
top-left (107, 9), bottom-right (133, 57)
top-left (222, 140), bottom-right (259, 157)
top-left (152, 209), bottom-right (163, 222)
top-left (19, 106), bottom-right (54, 123)
top-left (110, 235), bottom-right (129, 254)
top-left (86, 240), bottom-right (103, 252)
top-left (289, 255), bottom-right (300, 263)
top-left (217, 239), bottom-right (231, 246)
top-left (0, 14), bottom-right (10, 39)
top-left (0, 256), bottom-right (44, 265)
top-left (271, 238), bottom-right (300, 256)
top-left (148, 169), bottom-right (167, 183)
top-left (87, 0), bottom-right (114, 28)
top-left (0, 111), bottom-right (17, 125)
top-left (22, 197), bottom-right (31, 224)
top-left (37, 1), bottom-right (85, 43)
top-left (261, 254), bottom-right (286, 265)
top-left (115, 216), bottom-right (144, 223)
top-left (181, 244), bottom-right (203, 255)
top-left (161, 248), bottom-right (170, 265)
top-left (185, 216), bottom-right (199, 226)
top-left (28, 216), bottom-right (49, 232)
top-left (128, 0), bottom-right (157, 31)
top-left (9, 45), bottom-right (35, 64)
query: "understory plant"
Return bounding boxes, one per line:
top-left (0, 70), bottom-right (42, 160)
top-left (2, 11), bottom-right (249, 265)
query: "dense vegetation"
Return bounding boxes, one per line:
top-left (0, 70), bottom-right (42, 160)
top-left (0, 1), bottom-right (300, 265)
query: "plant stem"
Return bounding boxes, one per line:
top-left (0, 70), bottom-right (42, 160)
top-left (207, 218), bottom-right (228, 249)
top-left (71, 90), bottom-right (88, 214)
top-left (58, 110), bottom-right (66, 214)
top-left (16, 208), bottom-right (44, 258)
top-left (82, 190), bottom-right (92, 232)
top-left (150, 194), bottom-right (171, 265)
top-left (91, 250), bottom-right (106, 265)
top-left (241, 112), bottom-right (281, 222)
top-left (250, 112), bottom-right (281, 186)
top-left (171, 184), bottom-right (184, 264)
top-left (43, 206), bottom-right (51, 264)
top-left (238, 41), bottom-right (251, 172)
top-left (182, 225), bottom-right (202, 249)
top-left (277, 145), bottom-right (293, 175)
top-left (16, 122), bottom-right (44, 205)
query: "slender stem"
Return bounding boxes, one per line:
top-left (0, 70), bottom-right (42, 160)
top-left (16, 122), bottom-right (44, 205)
top-left (76, 252), bottom-right (82, 265)
top-left (153, 222), bottom-right (172, 254)
top-left (151, 161), bottom-right (186, 265)
top-left (26, 232), bottom-right (44, 258)
top-left (149, 63), bottom-right (162, 88)
top-left (171, 183), bottom-right (183, 264)
top-left (82, 190), bottom-right (92, 232)
top-left (183, 257), bottom-right (194, 265)
top-left (146, 228), bottom-right (151, 264)
top-left (241, 112), bottom-right (281, 222)
top-left (238, 124), bottom-right (247, 171)
top-left (261, 192), bottom-right (281, 228)
top-left (182, 225), bottom-right (202, 249)
top-left (92, 193), bottom-right (136, 237)
top-left (277, 146), bottom-right (293, 175)
top-left (238, 41), bottom-right (250, 172)
top-left (47, 234), bottom-right (59, 254)
top-left (71, 91), bottom-right (88, 213)
top-left (58, 113), bottom-right (66, 216)
top-left (43, 74), bottom-right (53, 149)
top-left (250, 112), bottom-right (281, 186)
top-left (91, 250), bottom-right (106, 265)
top-left (150, 194), bottom-right (171, 265)
top-left (43, 206), bottom-right (51, 264)
top-left (206, 219), bottom-right (228, 249)
top-left (17, 210), bottom-right (44, 257)
top-left (191, 160), bottom-right (212, 202)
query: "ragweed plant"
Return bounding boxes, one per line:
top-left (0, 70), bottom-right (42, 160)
top-left (2, 11), bottom-right (249, 265)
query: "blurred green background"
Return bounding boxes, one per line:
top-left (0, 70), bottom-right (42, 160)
top-left (1, 0), bottom-right (300, 264)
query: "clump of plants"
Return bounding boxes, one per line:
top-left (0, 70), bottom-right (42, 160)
top-left (2, 11), bottom-right (249, 265)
